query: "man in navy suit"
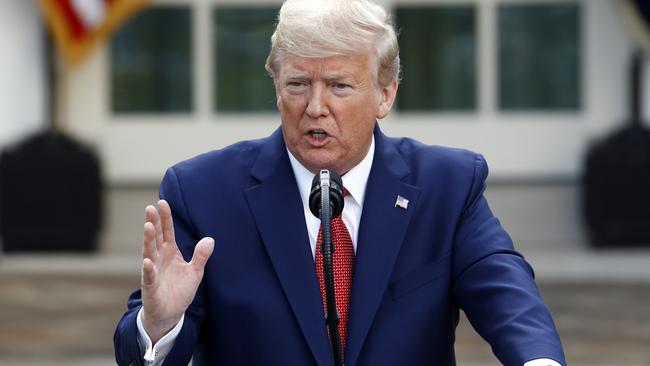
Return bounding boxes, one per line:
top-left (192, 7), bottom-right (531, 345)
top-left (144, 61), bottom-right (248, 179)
top-left (114, 0), bottom-right (566, 365)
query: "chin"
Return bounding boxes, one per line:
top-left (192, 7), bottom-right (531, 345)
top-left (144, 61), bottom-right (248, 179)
top-left (305, 160), bottom-right (332, 173)
top-left (298, 152), bottom-right (330, 168)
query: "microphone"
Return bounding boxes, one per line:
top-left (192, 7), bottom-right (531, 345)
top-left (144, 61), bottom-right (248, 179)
top-left (309, 169), bottom-right (344, 219)
top-left (308, 169), bottom-right (345, 366)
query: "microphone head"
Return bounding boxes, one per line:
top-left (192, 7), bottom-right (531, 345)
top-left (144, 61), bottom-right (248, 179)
top-left (309, 169), bottom-right (344, 219)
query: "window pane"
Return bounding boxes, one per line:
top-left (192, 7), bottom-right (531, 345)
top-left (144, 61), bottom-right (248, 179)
top-left (395, 6), bottom-right (476, 111)
top-left (214, 7), bottom-right (279, 112)
top-left (111, 7), bottom-right (192, 113)
top-left (499, 4), bottom-right (580, 111)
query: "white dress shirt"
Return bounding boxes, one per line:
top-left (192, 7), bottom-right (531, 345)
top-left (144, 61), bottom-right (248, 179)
top-left (288, 137), bottom-right (375, 258)
top-left (136, 136), bottom-right (560, 366)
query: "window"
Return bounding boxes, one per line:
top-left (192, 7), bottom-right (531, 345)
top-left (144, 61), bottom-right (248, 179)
top-left (499, 3), bottom-right (581, 111)
top-left (111, 7), bottom-right (193, 113)
top-left (395, 6), bottom-right (477, 111)
top-left (213, 7), bottom-right (279, 112)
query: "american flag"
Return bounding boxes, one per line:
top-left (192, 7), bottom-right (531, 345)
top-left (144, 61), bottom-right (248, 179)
top-left (39, 0), bottom-right (148, 65)
top-left (395, 195), bottom-right (409, 210)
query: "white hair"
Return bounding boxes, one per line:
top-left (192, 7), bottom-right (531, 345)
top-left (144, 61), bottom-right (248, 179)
top-left (265, 0), bottom-right (400, 87)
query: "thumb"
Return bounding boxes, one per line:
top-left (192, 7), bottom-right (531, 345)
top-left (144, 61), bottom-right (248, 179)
top-left (190, 237), bottom-right (215, 270)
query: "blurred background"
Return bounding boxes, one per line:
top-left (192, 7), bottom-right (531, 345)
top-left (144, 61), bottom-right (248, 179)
top-left (1, 0), bottom-right (649, 365)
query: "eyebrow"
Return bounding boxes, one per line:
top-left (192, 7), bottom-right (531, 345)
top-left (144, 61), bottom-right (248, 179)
top-left (323, 75), bottom-right (355, 83)
top-left (283, 72), bottom-right (356, 83)
top-left (285, 70), bottom-right (309, 79)
top-left (284, 73), bottom-right (310, 81)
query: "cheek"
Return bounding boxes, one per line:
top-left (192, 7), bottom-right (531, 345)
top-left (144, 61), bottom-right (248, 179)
top-left (342, 102), bottom-right (376, 129)
top-left (280, 95), bottom-right (306, 115)
top-left (279, 99), bottom-right (306, 135)
top-left (337, 120), bottom-right (367, 147)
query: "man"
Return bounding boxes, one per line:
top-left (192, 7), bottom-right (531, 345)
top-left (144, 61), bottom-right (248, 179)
top-left (114, 1), bottom-right (566, 365)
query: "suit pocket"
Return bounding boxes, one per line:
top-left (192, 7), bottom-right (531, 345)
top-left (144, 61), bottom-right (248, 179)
top-left (389, 253), bottom-right (451, 300)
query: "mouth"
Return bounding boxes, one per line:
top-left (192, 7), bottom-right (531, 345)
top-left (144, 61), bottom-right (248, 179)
top-left (309, 129), bottom-right (329, 140)
top-left (304, 129), bottom-right (331, 146)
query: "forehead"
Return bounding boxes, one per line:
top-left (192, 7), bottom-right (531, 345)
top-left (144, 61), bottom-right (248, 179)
top-left (279, 53), bottom-right (374, 80)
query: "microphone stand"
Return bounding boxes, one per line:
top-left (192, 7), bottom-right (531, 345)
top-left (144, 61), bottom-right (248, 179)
top-left (319, 180), bottom-right (344, 366)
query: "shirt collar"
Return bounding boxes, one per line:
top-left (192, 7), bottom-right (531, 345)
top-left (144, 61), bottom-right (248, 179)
top-left (287, 136), bottom-right (375, 209)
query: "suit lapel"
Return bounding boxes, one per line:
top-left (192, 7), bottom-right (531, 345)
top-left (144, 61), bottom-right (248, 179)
top-left (345, 128), bottom-right (420, 365)
top-left (244, 128), bottom-right (332, 366)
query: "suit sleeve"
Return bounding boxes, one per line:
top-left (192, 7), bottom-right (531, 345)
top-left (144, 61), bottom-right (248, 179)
top-left (114, 167), bottom-right (207, 366)
top-left (451, 154), bottom-right (566, 366)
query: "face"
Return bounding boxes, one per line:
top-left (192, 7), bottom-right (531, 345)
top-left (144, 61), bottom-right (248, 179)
top-left (274, 53), bottom-right (398, 175)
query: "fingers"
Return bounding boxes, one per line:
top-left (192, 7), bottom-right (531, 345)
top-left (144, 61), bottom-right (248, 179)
top-left (158, 200), bottom-right (176, 245)
top-left (145, 205), bottom-right (164, 251)
top-left (190, 237), bottom-right (215, 271)
top-left (143, 221), bottom-right (158, 260)
top-left (142, 257), bottom-right (157, 287)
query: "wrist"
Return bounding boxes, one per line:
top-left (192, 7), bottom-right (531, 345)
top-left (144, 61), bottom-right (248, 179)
top-left (141, 310), bottom-right (182, 344)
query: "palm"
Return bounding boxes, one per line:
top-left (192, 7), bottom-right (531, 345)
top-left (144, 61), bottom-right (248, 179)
top-left (141, 200), bottom-right (214, 342)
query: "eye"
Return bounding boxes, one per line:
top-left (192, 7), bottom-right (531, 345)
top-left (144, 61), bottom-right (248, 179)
top-left (285, 80), bottom-right (308, 94)
top-left (331, 82), bottom-right (353, 96)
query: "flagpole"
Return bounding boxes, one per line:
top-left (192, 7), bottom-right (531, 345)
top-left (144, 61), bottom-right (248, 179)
top-left (44, 24), bottom-right (57, 133)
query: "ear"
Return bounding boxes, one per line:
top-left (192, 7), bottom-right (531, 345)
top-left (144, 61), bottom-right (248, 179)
top-left (376, 79), bottom-right (398, 119)
top-left (273, 78), bottom-right (282, 110)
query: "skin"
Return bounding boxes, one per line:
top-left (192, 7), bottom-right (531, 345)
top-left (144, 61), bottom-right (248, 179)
top-left (275, 53), bottom-right (398, 175)
top-left (141, 200), bottom-right (214, 343)
top-left (141, 52), bottom-right (397, 344)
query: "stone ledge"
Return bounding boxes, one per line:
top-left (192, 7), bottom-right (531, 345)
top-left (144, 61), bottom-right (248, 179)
top-left (2, 250), bottom-right (650, 282)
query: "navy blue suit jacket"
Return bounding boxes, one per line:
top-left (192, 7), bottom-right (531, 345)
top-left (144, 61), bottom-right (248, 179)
top-left (115, 125), bottom-right (565, 365)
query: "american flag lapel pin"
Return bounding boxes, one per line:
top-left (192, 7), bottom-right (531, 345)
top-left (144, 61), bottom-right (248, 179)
top-left (395, 195), bottom-right (409, 210)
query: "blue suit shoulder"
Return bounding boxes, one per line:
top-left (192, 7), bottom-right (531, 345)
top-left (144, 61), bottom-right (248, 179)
top-left (386, 135), bottom-right (487, 188)
top-left (169, 137), bottom-right (266, 181)
top-left (158, 137), bottom-right (269, 228)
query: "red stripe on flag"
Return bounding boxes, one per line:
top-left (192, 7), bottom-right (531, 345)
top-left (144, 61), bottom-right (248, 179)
top-left (54, 0), bottom-right (87, 40)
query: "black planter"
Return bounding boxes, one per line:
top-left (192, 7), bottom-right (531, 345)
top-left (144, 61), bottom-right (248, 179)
top-left (0, 131), bottom-right (102, 252)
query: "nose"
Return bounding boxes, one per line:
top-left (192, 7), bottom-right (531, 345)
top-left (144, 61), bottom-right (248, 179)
top-left (305, 83), bottom-right (330, 118)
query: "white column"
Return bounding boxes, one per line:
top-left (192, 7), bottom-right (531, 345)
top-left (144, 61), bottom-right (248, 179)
top-left (0, 0), bottom-right (47, 148)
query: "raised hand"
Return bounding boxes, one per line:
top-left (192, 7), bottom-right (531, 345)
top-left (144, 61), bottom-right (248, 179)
top-left (140, 200), bottom-right (214, 344)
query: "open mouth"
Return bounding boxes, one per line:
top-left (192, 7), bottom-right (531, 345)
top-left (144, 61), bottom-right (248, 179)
top-left (309, 130), bottom-right (328, 140)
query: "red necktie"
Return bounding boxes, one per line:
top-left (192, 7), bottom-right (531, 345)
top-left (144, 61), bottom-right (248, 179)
top-left (315, 189), bottom-right (355, 356)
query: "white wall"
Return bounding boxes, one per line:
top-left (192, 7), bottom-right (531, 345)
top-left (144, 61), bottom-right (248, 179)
top-left (0, 1), bottom-right (47, 148)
